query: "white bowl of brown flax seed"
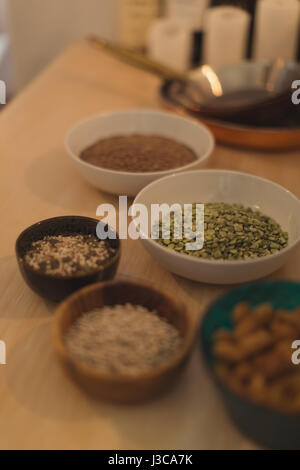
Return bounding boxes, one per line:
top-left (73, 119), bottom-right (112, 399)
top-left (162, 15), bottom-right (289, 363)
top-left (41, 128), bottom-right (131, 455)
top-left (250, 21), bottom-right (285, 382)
top-left (65, 109), bottom-right (215, 197)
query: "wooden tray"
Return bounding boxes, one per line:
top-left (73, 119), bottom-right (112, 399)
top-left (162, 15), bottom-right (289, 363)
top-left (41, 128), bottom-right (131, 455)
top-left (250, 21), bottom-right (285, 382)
top-left (160, 80), bottom-right (300, 151)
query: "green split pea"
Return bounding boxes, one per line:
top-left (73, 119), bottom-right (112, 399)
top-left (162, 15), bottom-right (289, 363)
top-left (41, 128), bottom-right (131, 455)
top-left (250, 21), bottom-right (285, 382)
top-left (156, 202), bottom-right (288, 261)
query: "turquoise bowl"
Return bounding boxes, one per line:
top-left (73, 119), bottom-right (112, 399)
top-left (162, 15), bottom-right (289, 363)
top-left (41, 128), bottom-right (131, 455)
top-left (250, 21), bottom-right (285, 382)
top-left (200, 280), bottom-right (300, 450)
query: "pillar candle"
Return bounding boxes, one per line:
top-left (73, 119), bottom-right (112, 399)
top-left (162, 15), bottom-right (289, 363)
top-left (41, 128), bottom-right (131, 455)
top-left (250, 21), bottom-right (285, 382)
top-left (166, 0), bottom-right (209, 30)
top-left (147, 18), bottom-right (192, 72)
top-left (203, 6), bottom-right (251, 68)
top-left (253, 0), bottom-right (300, 62)
top-left (119, 0), bottom-right (161, 50)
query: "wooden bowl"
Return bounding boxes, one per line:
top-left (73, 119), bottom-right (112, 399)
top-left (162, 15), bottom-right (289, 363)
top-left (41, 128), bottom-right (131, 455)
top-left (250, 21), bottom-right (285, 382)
top-left (54, 280), bottom-right (195, 403)
top-left (16, 216), bottom-right (120, 302)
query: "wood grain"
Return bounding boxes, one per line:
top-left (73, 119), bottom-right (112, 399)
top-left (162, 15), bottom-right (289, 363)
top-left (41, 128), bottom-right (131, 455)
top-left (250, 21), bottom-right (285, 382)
top-left (0, 40), bottom-right (299, 449)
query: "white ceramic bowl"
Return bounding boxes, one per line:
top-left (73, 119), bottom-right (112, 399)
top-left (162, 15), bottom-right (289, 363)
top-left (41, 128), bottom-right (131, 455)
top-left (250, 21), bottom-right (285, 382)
top-left (134, 170), bottom-right (300, 284)
top-left (65, 109), bottom-right (215, 196)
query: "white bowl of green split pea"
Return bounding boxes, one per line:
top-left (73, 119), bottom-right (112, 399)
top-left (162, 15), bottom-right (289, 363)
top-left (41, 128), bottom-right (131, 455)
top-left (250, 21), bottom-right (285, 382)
top-left (133, 170), bottom-right (300, 285)
top-left (65, 109), bottom-right (215, 197)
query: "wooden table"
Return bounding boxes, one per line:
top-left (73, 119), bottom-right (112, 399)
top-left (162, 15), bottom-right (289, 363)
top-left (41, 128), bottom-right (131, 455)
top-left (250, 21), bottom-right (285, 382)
top-left (0, 40), bottom-right (299, 450)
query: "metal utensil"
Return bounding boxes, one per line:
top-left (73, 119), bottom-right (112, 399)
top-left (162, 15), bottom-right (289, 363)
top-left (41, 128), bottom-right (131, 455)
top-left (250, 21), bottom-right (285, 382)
top-left (168, 61), bottom-right (300, 125)
top-left (88, 35), bottom-right (190, 83)
top-left (88, 36), bottom-right (210, 103)
top-left (88, 36), bottom-right (299, 125)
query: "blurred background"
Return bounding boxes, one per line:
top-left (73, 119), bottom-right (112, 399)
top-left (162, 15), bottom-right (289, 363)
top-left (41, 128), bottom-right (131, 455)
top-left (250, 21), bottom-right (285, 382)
top-left (0, 0), bottom-right (118, 94)
top-left (0, 0), bottom-right (299, 95)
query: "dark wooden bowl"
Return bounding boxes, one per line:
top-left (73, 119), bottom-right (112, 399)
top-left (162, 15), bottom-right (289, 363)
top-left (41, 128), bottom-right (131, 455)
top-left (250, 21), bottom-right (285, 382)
top-left (54, 280), bottom-right (196, 403)
top-left (15, 216), bottom-right (120, 302)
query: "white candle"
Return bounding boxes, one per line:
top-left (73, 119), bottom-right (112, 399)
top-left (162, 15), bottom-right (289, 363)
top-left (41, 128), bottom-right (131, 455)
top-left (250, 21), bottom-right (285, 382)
top-left (119, 0), bottom-right (161, 49)
top-left (203, 6), bottom-right (251, 68)
top-left (166, 0), bottom-right (209, 30)
top-left (147, 19), bottom-right (192, 72)
top-left (253, 0), bottom-right (300, 61)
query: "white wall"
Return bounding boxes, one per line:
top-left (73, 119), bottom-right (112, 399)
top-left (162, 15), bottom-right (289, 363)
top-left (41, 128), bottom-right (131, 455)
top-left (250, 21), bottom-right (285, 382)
top-left (6, 0), bottom-right (118, 91)
top-left (0, 0), bottom-right (11, 94)
top-left (0, 0), bottom-right (8, 32)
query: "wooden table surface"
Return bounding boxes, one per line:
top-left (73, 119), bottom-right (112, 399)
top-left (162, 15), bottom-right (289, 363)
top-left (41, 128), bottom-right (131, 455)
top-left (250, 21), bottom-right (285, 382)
top-left (0, 40), bottom-right (300, 450)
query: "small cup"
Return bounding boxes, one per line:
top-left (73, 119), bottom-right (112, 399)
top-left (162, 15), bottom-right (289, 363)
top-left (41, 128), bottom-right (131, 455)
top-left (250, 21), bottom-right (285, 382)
top-left (54, 280), bottom-right (196, 403)
top-left (16, 216), bottom-right (120, 302)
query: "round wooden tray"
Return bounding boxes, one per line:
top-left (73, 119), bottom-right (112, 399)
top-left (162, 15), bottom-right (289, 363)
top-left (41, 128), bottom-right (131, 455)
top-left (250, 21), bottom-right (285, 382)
top-left (160, 80), bottom-right (300, 151)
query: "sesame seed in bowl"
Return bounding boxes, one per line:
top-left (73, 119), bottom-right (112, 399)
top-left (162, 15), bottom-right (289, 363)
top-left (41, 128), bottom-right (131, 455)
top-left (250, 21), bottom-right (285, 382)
top-left (65, 303), bottom-right (182, 375)
top-left (24, 234), bottom-right (116, 277)
top-left (16, 216), bottom-right (121, 302)
top-left (54, 280), bottom-right (195, 403)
